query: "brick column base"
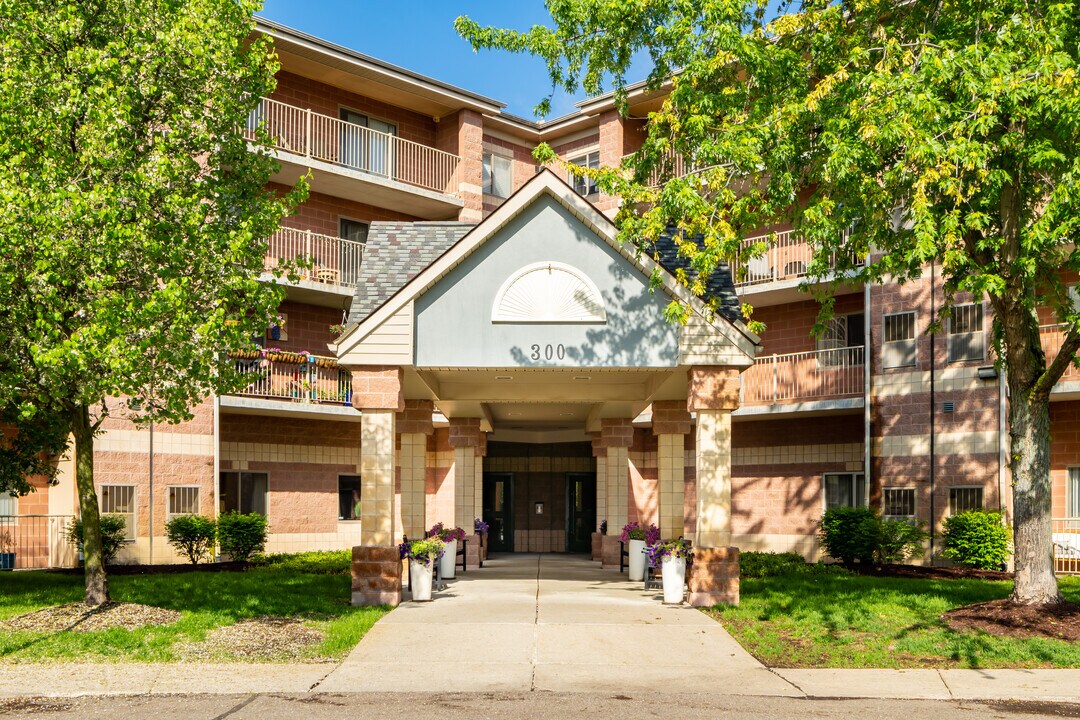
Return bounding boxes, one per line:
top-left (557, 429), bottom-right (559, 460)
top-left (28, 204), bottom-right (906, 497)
top-left (591, 533), bottom-right (603, 561)
top-left (351, 546), bottom-right (402, 607)
top-left (601, 535), bottom-right (622, 570)
top-left (688, 547), bottom-right (740, 607)
top-left (463, 534), bottom-right (482, 569)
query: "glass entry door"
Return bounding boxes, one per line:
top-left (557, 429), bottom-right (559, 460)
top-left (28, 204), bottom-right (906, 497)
top-left (566, 472), bottom-right (596, 553)
top-left (482, 473), bottom-right (514, 553)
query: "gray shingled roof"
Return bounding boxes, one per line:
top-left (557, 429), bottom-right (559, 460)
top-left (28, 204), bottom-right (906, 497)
top-left (348, 221), bottom-right (475, 325)
top-left (649, 232), bottom-right (744, 324)
top-left (348, 221), bottom-right (743, 328)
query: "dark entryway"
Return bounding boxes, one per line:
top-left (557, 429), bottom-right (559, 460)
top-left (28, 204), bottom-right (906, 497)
top-left (482, 472), bottom-right (514, 553)
top-left (565, 472), bottom-right (596, 553)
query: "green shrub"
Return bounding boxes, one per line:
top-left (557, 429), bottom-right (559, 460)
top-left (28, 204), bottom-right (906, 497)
top-left (165, 515), bottom-right (217, 565)
top-left (249, 550), bottom-right (351, 574)
top-left (876, 519), bottom-right (930, 563)
top-left (819, 506), bottom-right (881, 565)
top-left (740, 551), bottom-right (809, 578)
top-left (941, 510), bottom-right (1011, 569)
top-left (217, 511), bottom-right (268, 562)
top-left (66, 515), bottom-right (128, 565)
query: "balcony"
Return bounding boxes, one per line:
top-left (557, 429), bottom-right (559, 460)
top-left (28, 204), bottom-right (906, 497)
top-left (1041, 324), bottom-right (1080, 383)
top-left (1053, 518), bottom-right (1080, 575)
top-left (228, 352), bottom-right (352, 405)
top-left (263, 227), bottom-right (363, 303)
top-left (246, 97), bottom-right (463, 219)
top-left (737, 346), bottom-right (865, 416)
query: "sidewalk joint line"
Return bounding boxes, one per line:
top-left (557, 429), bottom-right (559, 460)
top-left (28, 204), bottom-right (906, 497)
top-left (307, 663), bottom-right (343, 693)
top-left (766, 668), bottom-right (808, 698)
top-left (208, 693), bottom-right (258, 720)
top-left (937, 669), bottom-right (955, 699)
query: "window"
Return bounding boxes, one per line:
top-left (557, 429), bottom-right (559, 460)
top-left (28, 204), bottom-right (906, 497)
top-left (882, 311), bottom-right (917, 369)
top-left (167, 486), bottom-right (199, 519)
top-left (338, 475), bottom-right (362, 521)
top-left (100, 485), bottom-right (136, 541)
top-left (483, 153), bottom-right (512, 198)
top-left (568, 151), bottom-right (599, 196)
top-left (219, 472), bottom-right (268, 516)
top-left (824, 473), bottom-right (867, 510)
top-left (949, 486), bottom-right (984, 515)
top-left (338, 108), bottom-right (396, 177)
top-left (0, 491), bottom-right (16, 516)
top-left (948, 303), bottom-right (985, 362)
top-left (883, 487), bottom-right (916, 520)
top-left (818, 313), bottom-right (865, 366)
top-left (339, 218), bottom-right (368, 286)
top-left (1069, 468), bottom-right (1080, 518)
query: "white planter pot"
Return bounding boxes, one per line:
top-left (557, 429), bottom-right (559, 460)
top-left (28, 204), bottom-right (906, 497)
top-left (410, 560), bottom-right (434, 601)
top-left (439, 539), bottom-right (457, 579)
top-left (661, 555), bottom-right (687, 604)
top-left (628, 539), bottom-right (647, 581)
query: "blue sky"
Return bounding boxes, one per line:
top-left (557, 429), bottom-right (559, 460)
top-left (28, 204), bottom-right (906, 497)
top-left (259, 0), bottom-right (651, 118)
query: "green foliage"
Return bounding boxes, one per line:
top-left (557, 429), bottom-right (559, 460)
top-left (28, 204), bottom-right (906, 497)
top-left (65, 515), bottom-right (127, 565)
top-left (0, 404), bottom-right (68, 496)
top-left (740, 551), bottom-right (811, 578)
top-left (400, 537), bottom-right (444, 567)
top-left (164, 515), bottom-right (217, 565)
top-left (458, 0), bottom-right (1080, 600)
top-left (217, 511), bottom-right (268, 562)
top-left (819, 507), bottom-right (881, 565)
top-left (249, 550), bottom-right (351, 575)
top-left (942, 511), bottom-right (1012, 570)
top-left (877, 519), bottom-right (932, 564)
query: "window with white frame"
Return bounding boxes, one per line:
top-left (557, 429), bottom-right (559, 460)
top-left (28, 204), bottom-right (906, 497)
top-left (947, 303), bottom-right (985, 362)
top-left (0, 491), bottom-right (16, 516)
top-left (824, 473), bottom-right (867, 510)
top-left (483, 152), bottom-right (512, 198)
top-left (883, 487), bottom-right (916, 520)
top-left (949, 486), bottom-right (984, 515)
top-left (817, 313), bottom-right (865, 367)
top-left (100, 484), bottom-right (136, 541)
top-left (568, 151), bottom-right (599, 196)
top-left (882, 311), bottom-right (917, 369)
top-left (219, 472), bottom-right (268, 516)
top-left (167, 486), bottom-right (199, 519)
top-left (1069, 468), bottom-right (1080, 518)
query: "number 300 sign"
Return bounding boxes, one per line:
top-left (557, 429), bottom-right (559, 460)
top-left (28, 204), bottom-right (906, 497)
top-left (529, 343), bottom-right (566, 361)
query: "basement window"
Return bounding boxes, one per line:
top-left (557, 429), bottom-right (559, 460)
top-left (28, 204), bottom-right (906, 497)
top-left (883, 487), bottom-right (916, 521)
top-left (824, 473), bottom-right (867, 510)
top-left (949, 486), bottom-right (984, 514)
top-left (339, 475), bottom-right (362, 521)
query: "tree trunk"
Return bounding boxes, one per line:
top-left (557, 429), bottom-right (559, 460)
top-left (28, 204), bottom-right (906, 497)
top-left (71, 403), bottom-right (110, 606)
top-left (1000, 296), bottom-right (1062, 605)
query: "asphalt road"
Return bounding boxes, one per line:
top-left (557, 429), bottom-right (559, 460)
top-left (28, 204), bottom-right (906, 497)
top-left (3, 693), bottom-right (1080, 719)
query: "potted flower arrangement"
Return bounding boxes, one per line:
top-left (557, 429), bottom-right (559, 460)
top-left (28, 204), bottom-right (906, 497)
top-left (620, 522), bottom-right (660, 582)
top-left (426, 522), bottom-right (466, 579)
top-left (0, 530), bottom-right (14, 571)
top-left (647, 538), bottom-right (694, 604)
top-left (399, 536), bottom-right (444, 601)
top-left (474, 518), bottom-right (490, 561)
top-left (599, 520), bottom-right (607, 535)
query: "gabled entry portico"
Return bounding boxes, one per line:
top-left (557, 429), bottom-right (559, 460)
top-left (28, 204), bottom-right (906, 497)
top-left (334, 170), bottom-right (759, 606)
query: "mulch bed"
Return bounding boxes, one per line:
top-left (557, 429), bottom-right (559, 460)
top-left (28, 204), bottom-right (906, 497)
top-left (853, 563), bottom-right (1013, 581)
top-left (177, 617), bottom-right (328, 662)
top-left (943, 599), bottom-right (1080, 641)
top-left (3, 602), bottom-right (181, 633)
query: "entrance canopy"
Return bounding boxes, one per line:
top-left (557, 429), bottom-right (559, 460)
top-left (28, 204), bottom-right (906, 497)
top-left (334, 170), bottom-right (759, 438)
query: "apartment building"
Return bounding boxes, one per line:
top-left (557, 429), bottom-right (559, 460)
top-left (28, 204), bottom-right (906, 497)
top-left (4, 17), bottom-right (1078, 582)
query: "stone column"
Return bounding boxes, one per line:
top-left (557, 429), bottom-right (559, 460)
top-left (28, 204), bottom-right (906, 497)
top-left (600, 418), bottom-right (633, 569)
top-left (449, 418), bottom-right (484, 568)
top-left (435, 109), bottom-right (483, 221)
top-left (590, 433), bottom-right (606, 561)
top-left (687, 366), bottom-right (742, 606)
top-left (348, 366), bottom-right (404, 607)
top-left (653, 401), bottom-right (691, 540)
top-left (397, 400), bottom-right (434, 542)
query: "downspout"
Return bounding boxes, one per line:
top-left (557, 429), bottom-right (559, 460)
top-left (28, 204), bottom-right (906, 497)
top-left (998, 366), bottom-right (1009, 520)
top-left (864, 282), bottom-right (871, 507)
top-left (929, 261), bottom-right (937, 562)
top-left (213, 395), bottom-right (221, 533)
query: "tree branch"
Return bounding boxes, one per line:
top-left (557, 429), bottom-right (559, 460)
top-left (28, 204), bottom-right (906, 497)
top-left (1033, 324), bottom-right (1080, 401)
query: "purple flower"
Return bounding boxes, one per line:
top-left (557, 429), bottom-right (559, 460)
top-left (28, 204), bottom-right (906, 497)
top-left (599, 520), bottom-right (607, 535)
top-left (646, 538), bottom-right (694, 568)
top-left (474, 518), bottom-right (490, 534)
top-left (428, 522), bottom-right (466, 542)
top-left (620, 522), bottom-right (661, 545)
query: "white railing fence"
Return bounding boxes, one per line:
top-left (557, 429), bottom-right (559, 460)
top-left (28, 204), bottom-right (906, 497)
top-left (1054, 517), bottom-right (1080, 575)
top-left (246, 96), bottom-right (460, 195)
top-left (230, 355), bottom-right (352, 405)
top-left (264, 227), bottom-right (363, 288)
top-left (0, 515), bottom-right (75, 569)
top-left (742, 345), bottom-right (865, 405)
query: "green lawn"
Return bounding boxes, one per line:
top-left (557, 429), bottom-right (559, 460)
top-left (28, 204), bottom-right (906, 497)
top-left (708, 570), bottom-right (1080, 669)
top-left (0, 558), bottom-right (387, 664)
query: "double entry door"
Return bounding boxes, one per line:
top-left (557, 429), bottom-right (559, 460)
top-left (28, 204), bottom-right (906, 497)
top-left (481, 472), bottom-right (597, 554)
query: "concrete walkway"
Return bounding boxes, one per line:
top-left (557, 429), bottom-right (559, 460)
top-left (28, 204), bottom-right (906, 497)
top-left (3, 553), bottom-right (1080, 701)
top-left (316, 553), bottom-right (798, 695)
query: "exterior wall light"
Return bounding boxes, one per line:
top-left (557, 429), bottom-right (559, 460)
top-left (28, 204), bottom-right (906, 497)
top-left (977, 366), bottom-right (999, 380)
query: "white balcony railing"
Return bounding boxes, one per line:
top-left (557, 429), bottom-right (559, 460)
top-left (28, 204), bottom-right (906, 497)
top-left (264, 227), bottom-right (363, 289)
top-left (230, 353), bottom-right (352, 406)
top-left (741, 345), bottom-right (865, 406)
top-left (1053, 517), bottom-right (1080, 574)
top-left (1040, 324), bottom-right (1080, 384)
top-left (246, 97), bottom-right (460, 195)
